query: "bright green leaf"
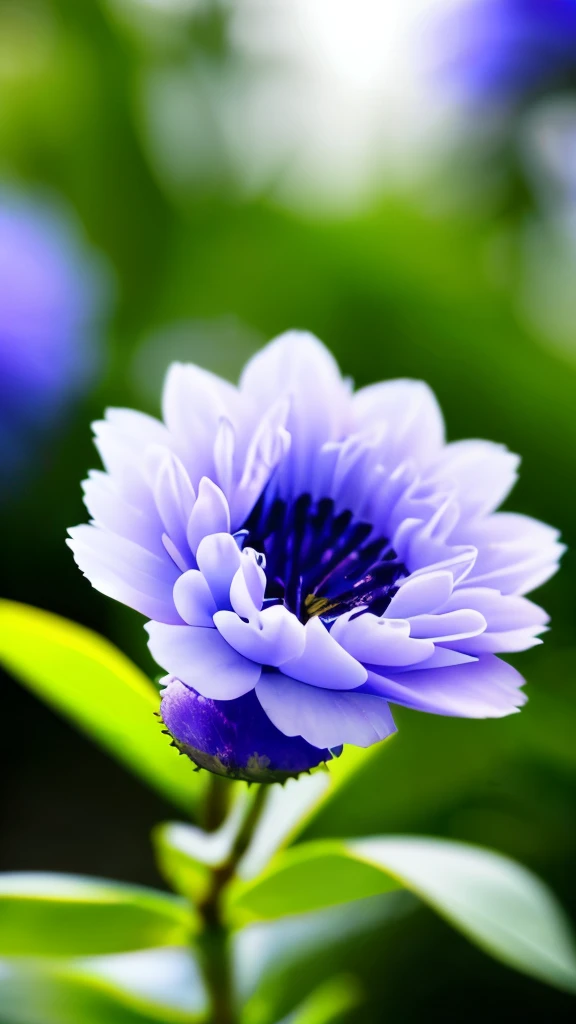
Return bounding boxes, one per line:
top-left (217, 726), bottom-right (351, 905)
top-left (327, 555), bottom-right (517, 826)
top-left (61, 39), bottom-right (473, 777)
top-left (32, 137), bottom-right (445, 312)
top-left (0, 873), bottom-right (195, 956)
top-left (229, 836), bottom-right (576, 993)
top-left (230, 841), bottom-right (400, 922)
top-left (0, 948), bottom-right (208, 1024)
top-left (0, 601), bottom-right (204, 814)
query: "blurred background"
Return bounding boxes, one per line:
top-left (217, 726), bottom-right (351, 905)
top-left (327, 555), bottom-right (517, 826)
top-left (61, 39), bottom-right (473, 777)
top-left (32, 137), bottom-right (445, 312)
top-left (1, 0), bottom-right (576, 1020)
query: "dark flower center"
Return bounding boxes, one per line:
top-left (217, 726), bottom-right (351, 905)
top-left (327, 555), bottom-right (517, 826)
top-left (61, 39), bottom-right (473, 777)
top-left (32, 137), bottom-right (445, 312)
top-left (237, 491), bottom-right (407, 625)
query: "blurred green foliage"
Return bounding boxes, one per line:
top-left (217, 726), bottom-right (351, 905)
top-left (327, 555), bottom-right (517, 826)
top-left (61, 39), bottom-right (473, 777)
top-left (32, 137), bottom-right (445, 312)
top-left (1, 0), bottom-right (576, 1021)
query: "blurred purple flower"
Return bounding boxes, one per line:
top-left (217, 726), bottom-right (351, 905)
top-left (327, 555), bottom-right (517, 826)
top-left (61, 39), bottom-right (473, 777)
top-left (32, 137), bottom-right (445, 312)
top-left (69, 333), bottom-right (562, 781)
top-left (0, 191), bottom-right (106, 482)
top-left (441, 0), bottom-right (576, 106)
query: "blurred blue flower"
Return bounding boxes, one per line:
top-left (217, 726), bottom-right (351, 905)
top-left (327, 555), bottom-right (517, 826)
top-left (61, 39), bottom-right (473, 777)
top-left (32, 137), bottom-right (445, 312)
top-left (69, 333), bottom-right (562, 781)
top-left (442, 0), bottom-right (576, 107)
top-left (0, 191), bottom-right (107, 484)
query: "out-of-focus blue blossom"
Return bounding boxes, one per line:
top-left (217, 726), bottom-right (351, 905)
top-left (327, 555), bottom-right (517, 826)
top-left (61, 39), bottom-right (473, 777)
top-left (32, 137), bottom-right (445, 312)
top-left (0, 191), bottom-right (107, 485)
top-left (69, 333), bottom-right (562, 782)
top-left (441, 0), bottom-right (576, 107)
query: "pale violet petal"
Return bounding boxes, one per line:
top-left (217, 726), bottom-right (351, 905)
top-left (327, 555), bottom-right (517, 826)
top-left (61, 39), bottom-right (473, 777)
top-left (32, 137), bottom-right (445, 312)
top-left (67, 524), bottom-right (181, 624)
top-left (423, 440), bottom-right (520, 517)
top-left (231, 397), bottom-right (292, 529)
top-left (331, 612), bottom-right (434, 668)
top-left (454, 628), bottom-right (545, 655)
top-left (407, 609), bottom-right (487, 642)
top-left (153, 451), bottom-right (196, 567)
top-left (214, 605), bottom-right (305, 667)
top-left (173, 570), bottom-right (218, 627)
top-left (229, 549), bottom-right (267, 619)
top-left (81, 471), bottom-right (164, 557)
top-left (187, 478), bottom-right (230, 557)
top-left (146, 621), bottom-right (260, 699)
top-left (256, 673), bottom-right (396, 749)
top-left (384, 570), bottom-right (454, 619)
top-left (240, 331), bottom-right (352, 496)
top-left (364, 656), bottom-right (526, 718)
top-left (452, 512), bottom-right (564, 595)
top-left (196, 532), bottom-right (242, 611)
top-left (352, 379), bottom-right (445, 466)
top-left (390, 646), bottom-right (477, 672)
top-left (162, 363), bottom-right (242, 487)
top-left (280, 616), bottom-right (367, 690)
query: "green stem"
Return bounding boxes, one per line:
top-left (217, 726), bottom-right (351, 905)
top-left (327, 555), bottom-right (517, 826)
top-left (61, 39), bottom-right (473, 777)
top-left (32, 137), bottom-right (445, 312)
top-left (197, 784), bottom-right (268, 1024)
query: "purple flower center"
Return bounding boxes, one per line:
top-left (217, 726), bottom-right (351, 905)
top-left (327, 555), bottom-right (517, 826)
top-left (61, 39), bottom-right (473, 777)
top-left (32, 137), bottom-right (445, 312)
top-left (238, 491), bottom-right (407, 624)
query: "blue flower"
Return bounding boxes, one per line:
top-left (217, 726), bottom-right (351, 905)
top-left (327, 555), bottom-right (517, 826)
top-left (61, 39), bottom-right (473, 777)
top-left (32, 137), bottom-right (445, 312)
top-left (0, 190), bottom-right (106, 484)
top-left (69, 332), bottom-right (562, 781)
top-left (441, 0), bottom-right (576, 107)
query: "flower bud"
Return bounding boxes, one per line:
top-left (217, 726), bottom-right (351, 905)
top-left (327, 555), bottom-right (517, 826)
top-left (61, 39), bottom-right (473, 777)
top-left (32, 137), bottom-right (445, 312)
top-left (161, 678), bottom-right (340, 783)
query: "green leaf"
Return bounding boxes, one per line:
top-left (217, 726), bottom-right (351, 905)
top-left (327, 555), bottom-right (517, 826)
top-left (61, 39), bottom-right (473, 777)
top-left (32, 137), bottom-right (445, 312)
top-left (0, 948), bottom-right (208, 1024)
top-left (0, 601), bottom-right (204, 814)
top-left (229, 836), bottom-right (576, 993)
top-left (154, 790), bottom-right (250, 902)
top-left (230, 841), bottom-right (400, 922)
top-left (236, 894), bottom-right (409, 1024)
top-left (274, 976), bottom-right (363, 1024)
top-left (0, 873), bottom-right (195, 956)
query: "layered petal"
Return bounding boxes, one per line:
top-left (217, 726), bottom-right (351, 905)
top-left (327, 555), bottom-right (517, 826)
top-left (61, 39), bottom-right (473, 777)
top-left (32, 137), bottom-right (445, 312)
top-left (384, 570), bottom-right (455, 619)
top-left (214, 605), bottom-right (305, 667)
top-left (162, 363), bottom-right (243, 489)
top-left (146, 621), bottom-right (261, 700)
top-left (240, 331), bottom-right (352, 497)
top-left (422, 440), bottom-right (520, 518)
top-left (437, 586), bottom-right (549, 654)
top-left (453, 512), bottom-right (564, 595)
top-left (353, 379), bottom-right (445, 468)
top-left (280, 616), bottom-right (367, 689)
top-left (195, 533), bottom-right (242, 611)
top-left (173, 570), bottom-right (217, 627)
top-left (67, 524), bottom-right (181, 623)
top-left (256, 673), bottom-right (396, 749)
top-left (364, 656), bottom-right (526, 718)
top-left (331, 612), bottom-right (435, 668)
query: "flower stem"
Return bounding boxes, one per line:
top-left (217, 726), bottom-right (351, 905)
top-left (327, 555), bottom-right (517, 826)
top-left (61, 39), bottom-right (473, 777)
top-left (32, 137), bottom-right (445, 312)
top-left (197, 783), bottom-right (268, 1024)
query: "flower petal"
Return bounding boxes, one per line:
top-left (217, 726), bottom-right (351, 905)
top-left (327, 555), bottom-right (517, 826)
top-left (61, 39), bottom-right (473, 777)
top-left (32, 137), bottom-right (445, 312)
top-left (407, 609), bottom-right (487, 642)
top-left (82, 470), bottom-right (164, 557)
top-left (331, 612), bottom-right (435, 667)
top-left (384, 570), bottom-right (454, 619)
top-left (153, 451), bottom-right (196, 567)
top-left (437, 586), bottom-right (549, 655)
top-left (146, 622), bottom-right (261, 700)
top-left (364, 656), bottom-right (526, 718)
top-left (453, 512), bottom-right (564, 595)
top-left (186, 478), bottom-right (230, 557)
top-left (280, 616), bottom-right (367, 689)
top-left (231, 397), bottom-right (292, 529)
top-left (240, 331), bottom-right (352, 497)
top-left (162, 363), bottom-right (242, 488)
top-left (256, 673), bottom-right (396, 749)
top-left (424, 440), bottom-right (520, 518)
top-left (229, 549), bottom-right (267, 618)
top-left (214, 605), bottom-right (305, 667)
top-left (353, 379), bottom-right (445, 467)
top-left (67, 524), bottom-right (181, 623)
top-left (195, 532), bottom-right (241, 611)
top-left (173, 570), bottom-right (217, 626)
